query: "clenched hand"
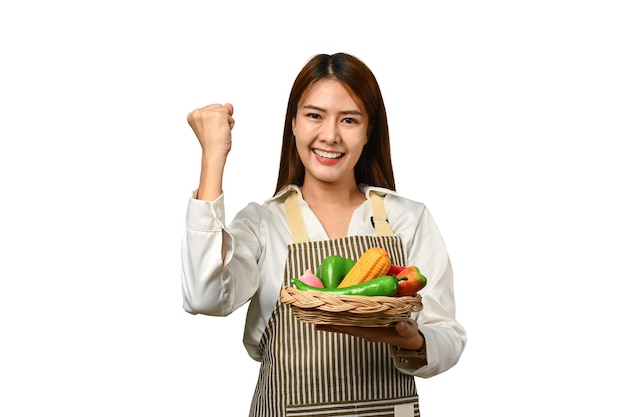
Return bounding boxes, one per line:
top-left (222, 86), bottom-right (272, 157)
top-left (187, 103), bottom-right (235, 159)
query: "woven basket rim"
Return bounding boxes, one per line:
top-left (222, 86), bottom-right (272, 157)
top-left (280, 286), bottom-right (423, 326)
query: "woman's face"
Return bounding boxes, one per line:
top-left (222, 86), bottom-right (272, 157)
top-left (292, 79), bottom-right (369, 188)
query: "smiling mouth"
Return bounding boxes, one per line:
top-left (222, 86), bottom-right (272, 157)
top-left (313, 149), bottom-right (344, 159)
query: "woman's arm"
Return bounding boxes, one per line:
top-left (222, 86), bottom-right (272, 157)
top-left (187, 103), bottom-right (234, 202)
top-left (181, 195), bottom-right (261, 316)
top-left (181, 103), bottom-right (260, 315)
top-left (404, 207), bottom-right (467, 377)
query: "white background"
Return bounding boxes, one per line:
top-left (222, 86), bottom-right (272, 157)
top-left (1, 1), bottom-right (625, 416)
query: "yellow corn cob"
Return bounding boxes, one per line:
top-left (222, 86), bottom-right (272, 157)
top-left (337, 247), bottom-right (391, 288)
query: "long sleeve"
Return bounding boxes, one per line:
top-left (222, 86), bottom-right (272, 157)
top-left (181, 193), bottom-right (260, 316)
top-left (391, 206), bottom-right (467, 378)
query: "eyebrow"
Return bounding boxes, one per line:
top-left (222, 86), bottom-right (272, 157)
top-left (302, 104), bottom-right (363, 116)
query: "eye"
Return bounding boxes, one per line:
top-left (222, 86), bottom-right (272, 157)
top-left (342, 117), bottom-right (358, 124)
top-left (306, 112), bottom-right (321, 120)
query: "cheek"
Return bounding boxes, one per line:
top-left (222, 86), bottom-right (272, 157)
top-left (294, 137), bottom-right (310, 159)
top-left (353, 133), bottom-right (369, 152)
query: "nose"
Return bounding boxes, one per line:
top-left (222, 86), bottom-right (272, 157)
top-left (319, 120), bottom-right (340, 143)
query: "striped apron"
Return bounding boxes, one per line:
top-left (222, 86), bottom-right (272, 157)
top-left (249, 191), bottom-right (420, 417)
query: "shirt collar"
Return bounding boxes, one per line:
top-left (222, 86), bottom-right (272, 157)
top-left (267, 184), bottom-right (397, 204)
top-left (266, 184), bottom-right (301, 203)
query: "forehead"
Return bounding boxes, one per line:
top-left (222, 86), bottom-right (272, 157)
top-left (299, 79), bottom-right (364, 110)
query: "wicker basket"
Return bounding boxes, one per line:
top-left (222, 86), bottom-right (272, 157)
top-left (280, 286), bottom-right (423, 327)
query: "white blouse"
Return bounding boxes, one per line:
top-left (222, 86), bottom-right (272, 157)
top-left (181, 184), bottom-right (466, 377)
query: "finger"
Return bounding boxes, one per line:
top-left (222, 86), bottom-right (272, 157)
top-left (187, 104), bottom-right (235, 128)
top-left (188, 103), bottom-right (232, 119)
top-left (222, 103), bottom-right (235, 129)
top-left (197, 103), bottom-right (226, 111)
top-left (394, 320), bottom-right (419, 338)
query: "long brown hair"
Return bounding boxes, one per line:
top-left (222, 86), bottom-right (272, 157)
top-left (274, 53), bottom-right (396, 195)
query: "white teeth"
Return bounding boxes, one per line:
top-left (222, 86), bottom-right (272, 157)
top-left (314, 149), bottom-right (343, 159)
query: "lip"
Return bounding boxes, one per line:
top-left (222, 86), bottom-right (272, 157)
top-left (312, 148), bottom-right (344, 165)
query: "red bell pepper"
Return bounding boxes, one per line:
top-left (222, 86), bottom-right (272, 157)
top-left (386, 264), bottom-right (405, 276)
top-left (393, 266), bottom-right (427, 296)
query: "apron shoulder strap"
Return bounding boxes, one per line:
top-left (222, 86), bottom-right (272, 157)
top-left (284, 189), bottom-right (394, 243)
top-left (369, 190), bottom-right (394, 237)
top-left (285, 190), bottom-right (310, 243)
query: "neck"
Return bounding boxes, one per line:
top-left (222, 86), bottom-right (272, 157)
top-left (301, 179), bottom-right (364, 207)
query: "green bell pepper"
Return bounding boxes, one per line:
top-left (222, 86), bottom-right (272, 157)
top-left (316, 255), bottom-right (356, 289)
top-left (292, 275), bottom-right (401, 296)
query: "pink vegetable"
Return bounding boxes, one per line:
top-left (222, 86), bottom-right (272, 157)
top-left (297, 269), bottom-right (324, 288)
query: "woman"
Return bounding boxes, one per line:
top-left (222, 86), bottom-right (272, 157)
top-left (182, 52), bottom-right (466, 416)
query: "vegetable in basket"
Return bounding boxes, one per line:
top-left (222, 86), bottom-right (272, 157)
top-left (386, 264), bottom-right (405, 276)
top-left (393, 266), bottom-right (428, 297)
top-left (297, 269), bottom-right (324, 288)
top-left (316, 255), bottom-right (356, 289)
top-left (337, 247), bottom-right (391, 288)
top-left (291, 275), bottom-right (401, 296)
